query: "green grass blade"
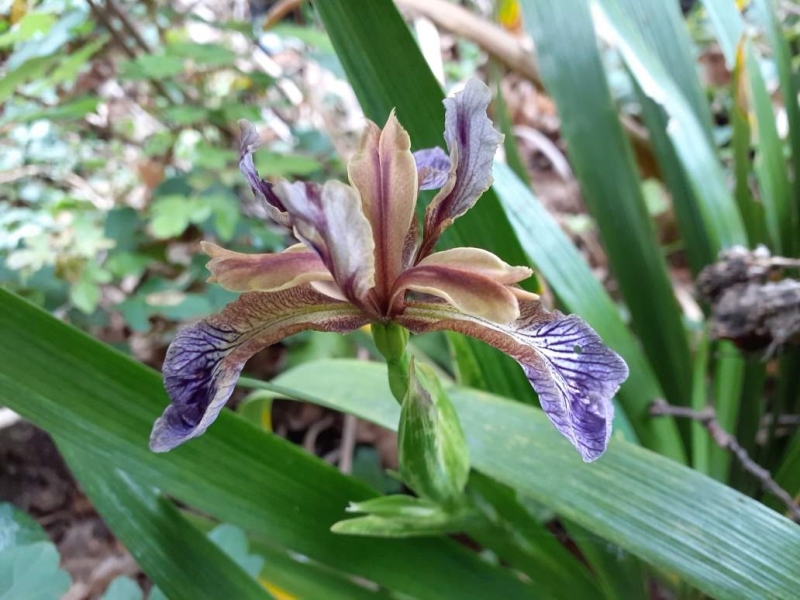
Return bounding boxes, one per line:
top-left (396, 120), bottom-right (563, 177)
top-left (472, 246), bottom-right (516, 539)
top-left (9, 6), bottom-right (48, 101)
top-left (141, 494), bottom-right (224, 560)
top-left (0, 290), bottom-right (536, 599)
top-left (466, 472), bottom-right (600, 599)
top-left (690, 333), bottom-right (711, 474)
top-left (699, 0), bottom-right (743, 66)
top-left (635, 82), bottom-right (713, 274)
top-left (493, 163), bottom-right (685, 461)
top-left (755, 0), bottom-right (800, 227)
top-left (184, 513), bottom-right (391, 600)
top-left (315, 0), bottom-right (536, 403)
top-left (593, 0), bottom-right (748, 251)
top-left (617, 0), bottom-right (715, 136)
top-left (732, 42), bottom-right (767, 244)
top-left (744, 40), bottom-right (794, 254)
top-left (521, 0), bottom-right (692, 410)
top-left (562, 520), bottom-right (646, 600)
top-left (709, 344), bottom-right (744, 481)
top-left (272, 359), bottom-right (800, 599)
top-left (58, 444), bottom-right (274, 600)
top-left (730, 362), bottom-right (767, 495)
top-left (775, 431), bottom-right (800, 508)
top-left (619, 0), bottom-right (719, 272)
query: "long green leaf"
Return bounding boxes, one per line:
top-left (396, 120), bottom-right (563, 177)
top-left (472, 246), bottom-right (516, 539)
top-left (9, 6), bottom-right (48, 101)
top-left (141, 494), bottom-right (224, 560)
top-left (592, 0), bottom-right (747, 251)
top-left (744, 40), bottom-right (794, 254)
top-left (58, 444), bottom-right (273, 600)
top-left (619, 0), bottom-right (718, 272)
top-left (272, 359), bottom-right (800, 599)
top-left (731, 41), bottom-right (767, 244)
top-left (184, 514), bottom-right (390, 600)
top-left (776, 431), bottom-right (800, 506)
top-left (493, 163), bottom-right (685, 460)
top-left (699, 0), bottom-right (743, 67)
top-left (466, 472), bottom-right (599, 599)
top-left (521, 0), bottom-right (692, 410)
top-left (755, 0), bottom-right (800, 229)
top-left (0, 290), bottom-right (535, 599)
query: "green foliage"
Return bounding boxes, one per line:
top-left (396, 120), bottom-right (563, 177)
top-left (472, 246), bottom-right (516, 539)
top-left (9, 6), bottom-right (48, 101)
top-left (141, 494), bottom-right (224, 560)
top-left (3, 0), bottom-right (800, 597)
top-left (0, 503), bottom-right (71, 599)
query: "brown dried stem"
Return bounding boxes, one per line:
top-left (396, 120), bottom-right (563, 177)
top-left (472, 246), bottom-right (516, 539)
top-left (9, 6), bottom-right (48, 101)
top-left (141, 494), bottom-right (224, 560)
top-left (650, 399), bottom-right (800, 522)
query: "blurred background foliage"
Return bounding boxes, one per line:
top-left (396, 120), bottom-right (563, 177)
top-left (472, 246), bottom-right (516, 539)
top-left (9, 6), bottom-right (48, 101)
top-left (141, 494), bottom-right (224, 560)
top-left (3, 0), bottom-right (800, 597)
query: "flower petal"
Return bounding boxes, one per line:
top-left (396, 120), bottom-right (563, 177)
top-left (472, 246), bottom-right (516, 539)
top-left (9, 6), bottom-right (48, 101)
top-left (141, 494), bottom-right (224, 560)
top-left (414, 147), bottom-right (451, 190)
top-left (418, 248), bottom-right (533, 285)
top-left (398, 300), bottom-right (629, 461)
top-left (420, 79), bottom-right (504, 257)
top-left (392, 265), bottom-right (522, 323)
top-left (202, 241), bottom-right (332, 292)
top-left (348, 113), bottom-right (418, 301)
top-left (151, 286), bottom-right (369, 452)
top-left (238, 120), bottom-right (290, 227)
top-left (274, 179), bottom-right (376, 308)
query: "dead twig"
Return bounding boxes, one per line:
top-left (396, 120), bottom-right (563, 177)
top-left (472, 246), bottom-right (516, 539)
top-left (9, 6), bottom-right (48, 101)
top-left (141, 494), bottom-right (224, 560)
top-left (650, 399), bottom-right (800, 522)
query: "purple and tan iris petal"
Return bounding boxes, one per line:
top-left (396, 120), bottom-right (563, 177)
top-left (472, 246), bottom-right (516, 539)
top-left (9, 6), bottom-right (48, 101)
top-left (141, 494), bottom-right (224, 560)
top-left (417, 248), bottom-right (533, 286)
top-left (202, 241), bottom-right (332, 292)
top-left (348, 113), bottom-right (418, 304)
top-left (150, 286), bottom-right (369, 452)
top-left (274, 179), bottom-right (376, 309)
top-left (420, 79), bottom-right (504, 257)
top-left (391, 265), bottom-right (523, 324)
top-left (238, 120), bottom-right (290, 227)
top-left (398, 300), bottom-right (629, 462)
top-left (413, 147), bottom-right (451, 191)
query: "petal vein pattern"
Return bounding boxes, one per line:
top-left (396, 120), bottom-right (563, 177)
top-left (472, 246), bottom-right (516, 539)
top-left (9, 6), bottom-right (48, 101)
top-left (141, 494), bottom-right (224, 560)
top-left (151, 286), bottom-right (368, 452)
top-left (398, 301), bottom-right (629, 461)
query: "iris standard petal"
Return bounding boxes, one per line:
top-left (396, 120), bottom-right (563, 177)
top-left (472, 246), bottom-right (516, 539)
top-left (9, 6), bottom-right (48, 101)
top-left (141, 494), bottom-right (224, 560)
top-left (238, 120), bottom-right (291, 227)
top-left (398, 300), bottom-right (629, 461)
top-left (420, 79), bottom-right (504, 257)
top-left (413, 147), bottom-right (451, 190)
top-left (151, 286), bottom-right (369, 452)
top-left (392, 265), bottom-right (522, 324)
top-left (202, 241), bottom-right (332, 292)
top-left (274, 179), bottom-right (376, 308)
top-left (348, 113), bottom-right (418, 301)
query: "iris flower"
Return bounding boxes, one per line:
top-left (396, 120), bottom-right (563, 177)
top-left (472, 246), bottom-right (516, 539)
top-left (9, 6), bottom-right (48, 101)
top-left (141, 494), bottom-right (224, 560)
top-left (150, 80), bottom-right (629, 461)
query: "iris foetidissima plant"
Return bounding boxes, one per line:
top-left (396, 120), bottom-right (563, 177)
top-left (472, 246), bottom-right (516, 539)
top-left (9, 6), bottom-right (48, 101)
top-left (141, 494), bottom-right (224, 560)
top-left (150, 79), bottom-right (629, 462)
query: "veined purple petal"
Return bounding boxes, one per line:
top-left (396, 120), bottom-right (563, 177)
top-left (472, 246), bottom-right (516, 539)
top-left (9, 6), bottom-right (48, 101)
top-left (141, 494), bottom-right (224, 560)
top-left (238, 120), bottom-right (290, 227)
top-left (419, 80), bottom-right (504, 257)
top-left (398, 300), bottom-right (629, 461)
top-left (414, 147), bottom-right (451, 191)
top-left (150, 286), bottom-right (369, 452)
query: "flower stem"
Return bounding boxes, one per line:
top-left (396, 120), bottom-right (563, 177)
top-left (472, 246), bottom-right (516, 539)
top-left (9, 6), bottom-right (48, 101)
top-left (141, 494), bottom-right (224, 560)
top-left (372, 322), bottom-right (411, 403)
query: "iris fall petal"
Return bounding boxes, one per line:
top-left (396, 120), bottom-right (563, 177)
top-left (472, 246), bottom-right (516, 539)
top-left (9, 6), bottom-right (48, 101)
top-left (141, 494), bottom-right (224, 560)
top-left (398, 300), bottom-right (629, 461)
top-left (150, 286), bottom-right (369, 452)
